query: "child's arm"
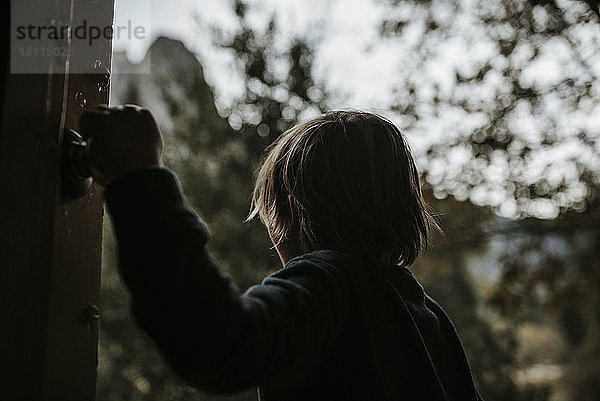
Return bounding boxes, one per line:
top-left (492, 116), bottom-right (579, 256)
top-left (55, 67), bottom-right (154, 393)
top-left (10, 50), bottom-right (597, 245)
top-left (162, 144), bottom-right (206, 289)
top-left (83, 106), bottom-right (350, 391)
top-left (104, 168), bottom-right (350, 391)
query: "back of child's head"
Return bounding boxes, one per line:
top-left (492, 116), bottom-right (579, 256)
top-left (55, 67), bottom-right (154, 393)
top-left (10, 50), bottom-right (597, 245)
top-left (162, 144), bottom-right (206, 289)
top-left (249, 110), bottom-right (435, 267)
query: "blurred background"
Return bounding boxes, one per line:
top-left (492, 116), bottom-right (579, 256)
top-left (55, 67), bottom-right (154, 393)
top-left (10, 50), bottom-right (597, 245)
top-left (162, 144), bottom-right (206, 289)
top-left (97, 0), bottom-right (600, 400)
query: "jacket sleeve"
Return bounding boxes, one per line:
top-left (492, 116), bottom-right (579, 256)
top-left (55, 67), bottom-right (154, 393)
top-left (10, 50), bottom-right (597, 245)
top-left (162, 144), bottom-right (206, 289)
top-left (103, 168), bottom-right (350, 392)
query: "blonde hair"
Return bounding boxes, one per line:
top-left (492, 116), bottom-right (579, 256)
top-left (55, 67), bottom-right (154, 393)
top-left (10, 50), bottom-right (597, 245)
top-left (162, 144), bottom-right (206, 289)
top-left (248, 110), bottom-right (435, 267)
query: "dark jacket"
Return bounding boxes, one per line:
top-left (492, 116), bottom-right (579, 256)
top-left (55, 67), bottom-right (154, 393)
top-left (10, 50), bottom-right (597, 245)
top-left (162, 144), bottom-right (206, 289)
top-left (104, 168), bottom-right (483, 401)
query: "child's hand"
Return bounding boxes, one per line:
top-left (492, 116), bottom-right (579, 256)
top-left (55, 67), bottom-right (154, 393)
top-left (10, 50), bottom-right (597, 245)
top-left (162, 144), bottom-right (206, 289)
top-left (79, 104), bottom-right (163, 187)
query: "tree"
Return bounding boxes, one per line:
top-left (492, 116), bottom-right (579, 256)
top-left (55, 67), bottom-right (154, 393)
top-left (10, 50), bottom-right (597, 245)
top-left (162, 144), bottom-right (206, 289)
top-left (485, 194), bottom-right (600, 400)
top-left (377, 0), bottom-right (599, 219)
top-left (210, 0), bottom-right (329, 147)
top-left (416, 190), bottom-right (520, 401)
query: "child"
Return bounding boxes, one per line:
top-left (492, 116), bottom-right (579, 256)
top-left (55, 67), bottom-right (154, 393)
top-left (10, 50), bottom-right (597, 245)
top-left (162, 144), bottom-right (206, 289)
top-left (80, 105), bottom-right (484, 400)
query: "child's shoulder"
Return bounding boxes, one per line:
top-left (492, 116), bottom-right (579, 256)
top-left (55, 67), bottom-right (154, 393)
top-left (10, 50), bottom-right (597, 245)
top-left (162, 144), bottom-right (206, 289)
top-left (284, 250), bottom-right (412, 277)
top-left (281, 249), bottom-right (370, 276)
top-left (269, 249), bottom-right (400, 287)
top-left (269, 249), bottom-right (353, 280)
top-left (287, 249), bottom-right (352, 266)
top-left (254, 250), bottom-right (365, 293)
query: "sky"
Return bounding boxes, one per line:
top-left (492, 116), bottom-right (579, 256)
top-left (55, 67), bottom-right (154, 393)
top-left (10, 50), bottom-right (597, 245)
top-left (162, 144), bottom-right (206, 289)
top-left (112, 0), bottom-right (400, 111)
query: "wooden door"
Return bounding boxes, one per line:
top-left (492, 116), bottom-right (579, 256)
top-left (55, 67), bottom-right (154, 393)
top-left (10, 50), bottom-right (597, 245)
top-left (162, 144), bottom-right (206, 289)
top-left (1, 1), bottom-right (114, 399)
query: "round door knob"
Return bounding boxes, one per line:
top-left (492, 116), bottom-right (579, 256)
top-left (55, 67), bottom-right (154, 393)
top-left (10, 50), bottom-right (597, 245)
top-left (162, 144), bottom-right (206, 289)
top-left (61, 128), bottom-right (93, 201)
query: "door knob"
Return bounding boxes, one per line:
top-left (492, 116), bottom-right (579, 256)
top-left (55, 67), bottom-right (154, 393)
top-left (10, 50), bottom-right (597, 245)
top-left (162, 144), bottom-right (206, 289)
top-left (61, 128), bottom-right (93, 201)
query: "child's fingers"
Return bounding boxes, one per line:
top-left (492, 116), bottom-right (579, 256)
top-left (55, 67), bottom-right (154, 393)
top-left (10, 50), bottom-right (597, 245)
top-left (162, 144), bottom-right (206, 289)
top-left (89, 104), bottom-right (110, 111)
top-left (79, 110), bottom-right (106, 139)
top-left (81, 105), bottom-right (111, 118)
top-left (85, 139), bottom-right (111, 187)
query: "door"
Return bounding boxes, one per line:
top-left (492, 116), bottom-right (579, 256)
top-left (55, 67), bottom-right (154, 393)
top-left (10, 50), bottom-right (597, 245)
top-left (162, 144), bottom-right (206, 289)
top-left (1, 0), bottom-right (115, 399)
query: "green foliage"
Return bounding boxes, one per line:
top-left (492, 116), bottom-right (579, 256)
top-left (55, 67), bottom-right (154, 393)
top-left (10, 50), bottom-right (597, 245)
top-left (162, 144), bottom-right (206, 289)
top-left (416, 192), bottom-right (519, 400)
top-left (211, 0), bottom-right (328, 144)
top-left (377, 0), bottom-right (599, 218)
top-left (419, 188), bottom-right (600, 400)
top-left (486, 198), bottom-right (600, 400)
